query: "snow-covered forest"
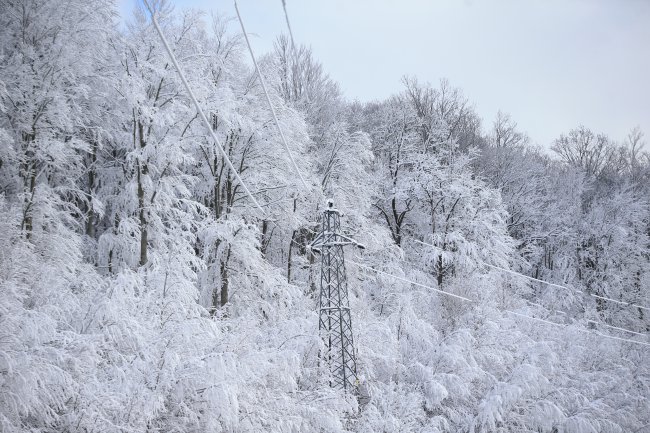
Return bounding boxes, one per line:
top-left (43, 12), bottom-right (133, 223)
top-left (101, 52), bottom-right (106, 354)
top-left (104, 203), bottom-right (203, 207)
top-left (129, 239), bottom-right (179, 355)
top-left (1, 1), bottom-right (649, 432)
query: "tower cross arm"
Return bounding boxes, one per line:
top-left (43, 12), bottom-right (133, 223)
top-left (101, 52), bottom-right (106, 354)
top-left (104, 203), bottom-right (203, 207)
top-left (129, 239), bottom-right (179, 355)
top-left (337, 234), bottom-right (366, 250)
top-left (308, 233), bottom-right (365, 253)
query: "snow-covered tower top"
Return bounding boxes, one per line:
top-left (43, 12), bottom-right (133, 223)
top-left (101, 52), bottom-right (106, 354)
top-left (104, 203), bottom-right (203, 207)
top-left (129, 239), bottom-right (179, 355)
top-left (325, 198), bottom-right (344, 216)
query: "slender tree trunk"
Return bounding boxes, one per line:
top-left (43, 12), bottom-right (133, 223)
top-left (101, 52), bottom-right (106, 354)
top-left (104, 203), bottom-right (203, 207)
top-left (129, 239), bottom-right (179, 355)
top-left (220, 246), bottom-right (231, 307)
top-left (391, 197), bottom-right (402, 246)
top-left (86, 139), bottom-right (97, 238)
top-left (260, 219), bottom-right (270, 256)
top-left (20, 133), bottom-right (36, 240)
top-left (137, 120), bottom-right (148, 267)
top-left (209, 238), bottom-right (222, 315)
top-left (108, 249), bottom-right (113, 274)
top-left (308, 253), bottom-right (318, 294)
top-left (138, 171), bottom-right (147, 267)
top-left (287, 198), bottom-right (298, 283)
top-left (22, 167), bottom-right (35, 240)
top-left (287, 230), bottom-right (297, 283)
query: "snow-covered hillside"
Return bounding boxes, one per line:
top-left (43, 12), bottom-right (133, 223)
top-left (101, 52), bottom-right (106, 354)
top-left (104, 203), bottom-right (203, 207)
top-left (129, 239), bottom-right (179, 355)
top-left (1, 1), bottom-right (648, 432)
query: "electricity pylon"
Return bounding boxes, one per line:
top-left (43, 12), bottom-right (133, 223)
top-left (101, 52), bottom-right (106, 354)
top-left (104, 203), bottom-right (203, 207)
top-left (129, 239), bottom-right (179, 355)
top-left (309, 199), bottom-right (364, 392)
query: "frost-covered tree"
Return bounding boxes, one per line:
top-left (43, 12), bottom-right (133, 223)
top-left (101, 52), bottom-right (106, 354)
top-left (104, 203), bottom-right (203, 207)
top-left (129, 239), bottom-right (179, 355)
top-left (552, 126), bottom-right (614, 179)
top-left (0, 0), bottom-right (116, 430)
top-left (0, 0), bottom-right (113, 241)
top-left (410, 147), bottom-right (513, 287)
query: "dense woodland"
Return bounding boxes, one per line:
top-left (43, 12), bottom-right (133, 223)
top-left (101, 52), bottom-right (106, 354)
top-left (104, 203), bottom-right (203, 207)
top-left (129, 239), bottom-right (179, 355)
top-left (1, 1), bottom-right (649, 432)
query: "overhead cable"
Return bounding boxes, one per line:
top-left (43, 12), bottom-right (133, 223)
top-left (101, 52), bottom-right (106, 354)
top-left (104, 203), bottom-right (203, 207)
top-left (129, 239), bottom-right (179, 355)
top-left (349, 259), bottom-right (650, 348)
top-left (411, 238), bottom-right (650, 312)
top-left (280, 0), bottom-right (297, 51)
top-left (141, 0), bottom-right (266, 217)
top-left (234, 0), bottom-right (311, 192)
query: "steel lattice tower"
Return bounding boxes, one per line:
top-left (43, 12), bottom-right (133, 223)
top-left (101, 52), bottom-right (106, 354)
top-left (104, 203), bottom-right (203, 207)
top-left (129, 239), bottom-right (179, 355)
top-left (309, 200), bottom-right (364, 392)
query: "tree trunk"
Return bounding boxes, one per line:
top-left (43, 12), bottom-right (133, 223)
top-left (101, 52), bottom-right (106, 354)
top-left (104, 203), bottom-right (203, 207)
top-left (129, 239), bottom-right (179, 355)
top-left (436, 255), bottom-right (444, 287)
top-left (260, 219), bottom-right (271, 257)
top-left (287, 229), bottom-right (297, 283)
top-left (137, 120), bottom-right (148, 267)
top-left (85, 139), bottom-right (97, 238)
top-left (287, 198), bottom-right (298, 283)
top-left (22, 167), bottom-right (35, 240)
top-left (20, 133), bottom-right (36, 240)
top-left (220, 246), bottom-right (231, 307)
top-left (138, 173), bottom-right (147, 267)
top-left (391, 197), bottom-right (402, 246)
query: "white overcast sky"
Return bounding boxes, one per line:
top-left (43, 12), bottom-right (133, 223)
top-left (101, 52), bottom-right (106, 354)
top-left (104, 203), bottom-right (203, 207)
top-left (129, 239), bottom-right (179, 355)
top-left (119, 0), bottom-right (650, 148)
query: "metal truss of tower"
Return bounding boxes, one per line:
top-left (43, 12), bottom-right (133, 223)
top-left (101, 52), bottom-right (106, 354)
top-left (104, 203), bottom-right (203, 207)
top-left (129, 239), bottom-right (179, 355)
top-left (309, 200), bottom-right (364, 392)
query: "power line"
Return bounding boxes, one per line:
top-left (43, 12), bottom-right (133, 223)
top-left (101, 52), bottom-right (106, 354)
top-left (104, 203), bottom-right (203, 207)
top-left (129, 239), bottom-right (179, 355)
top-left (486, 262), bottom-right (650, 312)
top-left (485, 262), bottom-right (650, 312)
top-left (233, 0), bottom-right (311, 193)
top-left (506, 310), bottom-right (650, 347)
top-left (409, 238), bottom-right (648, 337)
top-left (349, 259), bottom-right (650, 348)
top-left (586, 319), bottom-right (647, 337)
top-left (411, 238), bottom-right (650, 312)
top-left (141, 0), bottom-right (265, 218)
top-left (483, 263), bottom-right (574, 293)
top-left (280, 0), bottom-right (297, 51)
top-left (520, 300), bottom-right (646, 337)
top-left (349, 259), bottom-right (474, 303)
